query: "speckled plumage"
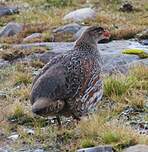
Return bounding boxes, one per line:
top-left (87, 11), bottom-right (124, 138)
top-left (30, 26), bottom-right (110, 119)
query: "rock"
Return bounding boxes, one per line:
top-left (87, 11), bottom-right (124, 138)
top-left (38, 52), bottom-right (61, 63)
top-left (0, 59), bottom-right (9, 68)
top-left (53, 23), bottom-right (81, 34)
top-left (77, 145), bottom-right (112, 152)
top-left (0, 147), bottom-right (11, 152)
top-left (53, 23), bottom-right (82, 42)
top-left (63, 8), bottom-right (96, 22)
top-left (139, 40), bottom-right (148, 45)
top-left (8, 134), bottom-right (19, 141)
top-left (23, 33), bottom-right (42, 42)
top-left (11, 40), bottom-right (148, 74)
top-left (123, 145), bottom-right (148, 152)
top-left (136, 29), bottom-right (148, 40)
top-left (0, 22), bottom-right (23, 37)
top-left (74, 26), bottom-right (89, 39)
top-left (23, 128), bottom-right (35, 135)
top-left (0, 91), bottom-right (7, 99)
top-left (34, 149), bottom-right (45, 152)
top-left (120, 2), bottom-right (134, 12)
top-left (0, 6), bottom-right (19, 17)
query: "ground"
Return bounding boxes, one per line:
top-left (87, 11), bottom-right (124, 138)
top-left (0, 0), bottom-right (148, 151)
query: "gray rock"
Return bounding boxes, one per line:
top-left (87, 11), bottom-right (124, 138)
top-left (23, 33), bottom-right (42, 42)
top-left (0, 6), bottom-right (19, 17)
top-left (136, 29), bottom-right (148, 40)
top-left (0, 91), bottom-right (7, 99)
top-left (11, 40), bottom-right (148, 74)
top-left (53, 23), bottom-right (81, 34)
top-left (34, 149), bottom-right (45, 152)
top-left (77, 145), bottom-right (112, 152)
top-left (8, 134), bottom-right (19, 141)
top-left (0, 59), bottom-right (9, 68)
top-left (140, 40), bottom-right (148, 45)
top-left (0, 147), bottom-right (11, 152)
top-left (63, 8), bottom-right (96, 22)
top-left (0, 22), bottom-right (23, 37)
top-left (74, 26), bottom-right (89, 39)
top-left (23, 128), bottom-right (35, 135)
top-left (123, 145), bottom-right (148, 152)
top-left (119, 2), bottom-right (134, 12)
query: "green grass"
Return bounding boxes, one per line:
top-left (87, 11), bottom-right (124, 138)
top-left (104, 75), bottom-right (137, 97)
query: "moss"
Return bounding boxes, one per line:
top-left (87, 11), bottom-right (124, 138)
top-left (81, 138), bottom-right (95, 148)
top-left (138, 52), bottom-right (148, 59)
top-left (122, 49), bottom-right (144, 54)
top-left (102, 131), bottom-right (120, 144)
top-left (122, 49), bottom-right (148, 59)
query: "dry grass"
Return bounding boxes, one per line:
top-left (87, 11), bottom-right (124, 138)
top-left (104, 65), bottom-right (148, 108)
top-left (77, 113), bottom-right (148, 151)
top-left (0, 0), bottom-right (147, 43)
top-left (0, 47), bottom-right (47, 61)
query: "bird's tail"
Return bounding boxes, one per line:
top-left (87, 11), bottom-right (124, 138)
top-left (32, 98), bottom-right (65, 116)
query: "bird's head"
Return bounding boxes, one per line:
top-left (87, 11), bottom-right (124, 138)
top-left (84, 26), bottom-right (111, 43)
top-left (75, 26), bottom-right (111, 49)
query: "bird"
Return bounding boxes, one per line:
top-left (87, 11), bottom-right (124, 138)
top-left (30, 26), bottom-right (110, 125)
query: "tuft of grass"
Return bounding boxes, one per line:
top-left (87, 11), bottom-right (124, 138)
top-left (31, 59), bottom-right (45, 68)
top-left (13, 71), bottom-right (32, 86)
top-left (104, 75), bottom-right (137, 97)
top-left (78, 114), bottom-right (147, 151)
top-left (46, 0), bottom-right (73, 7)
top-left (101, 130), bottom-right (120, 144)
top-left (0, 47), bottom-right (47, 61)
top-left (11, 103), bottom-right (25, 119)
top-left (80, 138), bottom-right (95, 148)
top-left (103, 65), bottom-right (148, 110)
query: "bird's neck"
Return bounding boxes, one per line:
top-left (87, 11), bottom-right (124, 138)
top-left (74, 33), bottom-right (98, 51)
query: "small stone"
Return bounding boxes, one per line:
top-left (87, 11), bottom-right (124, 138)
top-left (23, 33), bottom-right (42, 42)
top-left (0, 91), bottom-right (7, 99)
top-left (139, 40), bottom-right (148, 45)
top-left (23, 128), bottom-right (35, 135)
top-left (120, 2), bottom-right (134, 12)
top-left (34, 149), bottom-right (45, 152)
top-left (63, 8), bottom-right (96, 22)
top-left (123, 144), bottom-right (148, 152)
top-left (53, 23), bottom-right (81, 34)
top-left (77, 145), bottom-right (112, 152)
top-left (0, 6), bottom-right (19, 17)
top-left (0, 22), bottom-right (23, 37)
top-left (136, 29), bottom-right (148, 40)
top-left (8, 134), bottom-right (19, 141)
top-left (0, 59), bottom-right (9, 68)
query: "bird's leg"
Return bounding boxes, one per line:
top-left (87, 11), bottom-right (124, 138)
top-left (75, 117), bottom-right (81, 124)
top-left (56, 116), bottom-right (62, 129)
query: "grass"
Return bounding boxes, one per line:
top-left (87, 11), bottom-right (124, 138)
top-left (0, 46), bottom-right (47, 61)
top-left (0, 0), bottom-right (148, 151)
top-left (77, 114), bottom-right (147, 151)
top-left (104, 75), bottom-right (137, 97)
top-left (0, 62), bottom-right (148, 151)
top-left (0, 0), bottom-right (147, 43)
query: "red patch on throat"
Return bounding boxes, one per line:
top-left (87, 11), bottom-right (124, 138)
top-left (103, 31), bottom-right (110, 38)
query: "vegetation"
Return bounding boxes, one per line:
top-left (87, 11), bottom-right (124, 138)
top-left (0, 0), bottom-right (148, 151)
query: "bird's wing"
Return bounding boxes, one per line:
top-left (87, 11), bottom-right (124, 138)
top-left (30, 63), bottom-right (66, 104)
top-left (32, 54), bottom-right (64, 86)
